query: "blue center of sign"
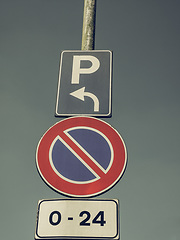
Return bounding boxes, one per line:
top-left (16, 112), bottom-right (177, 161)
top-left (50, 128), bottom-right (112, 183)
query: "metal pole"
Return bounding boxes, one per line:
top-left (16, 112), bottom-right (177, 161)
top-left (81, 0), bottom-right (97, 50)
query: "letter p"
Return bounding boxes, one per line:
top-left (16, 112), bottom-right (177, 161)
top-left (71, 55), bottom-right (100, 84)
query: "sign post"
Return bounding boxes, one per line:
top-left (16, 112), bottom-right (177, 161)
top-left (35, 1), bottom-right (127, 240)
top-left (81, 0), bottom-right (97, 50)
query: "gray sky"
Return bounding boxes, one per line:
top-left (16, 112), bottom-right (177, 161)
top-left (0, 0), bottom-right (180, 240)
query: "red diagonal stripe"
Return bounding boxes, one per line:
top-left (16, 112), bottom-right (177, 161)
top-left (59, 131), bottom-right (106, 179)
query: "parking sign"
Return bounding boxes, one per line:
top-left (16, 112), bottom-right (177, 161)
top-left (55, 50), bottom-right (112, 117)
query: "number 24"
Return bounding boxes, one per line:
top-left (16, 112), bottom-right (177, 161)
top-left (79, 211), bottom-right (106, 226)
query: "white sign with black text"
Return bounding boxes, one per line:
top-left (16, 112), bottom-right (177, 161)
top-left (35, 199), bottom-right (119, 240)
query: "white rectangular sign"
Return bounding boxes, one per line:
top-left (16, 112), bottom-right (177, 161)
top-left (35, 199), bottom-right (119, 240)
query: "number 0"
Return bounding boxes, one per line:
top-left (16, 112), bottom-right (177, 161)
top-left (49, 211), bottom-right (61, 226)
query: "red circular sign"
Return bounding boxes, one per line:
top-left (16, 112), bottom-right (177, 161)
top-left (36, 117), bottom-right (127, 197)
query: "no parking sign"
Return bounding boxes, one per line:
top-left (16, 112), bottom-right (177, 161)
top-left (36, 117), bottom-right (127, 197)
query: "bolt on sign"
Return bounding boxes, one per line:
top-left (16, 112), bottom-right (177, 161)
top-left (55, 50), bottom-right (112, 117)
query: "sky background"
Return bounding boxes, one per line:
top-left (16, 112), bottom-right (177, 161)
top-left (0, 0), bottom-right (180, 240)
